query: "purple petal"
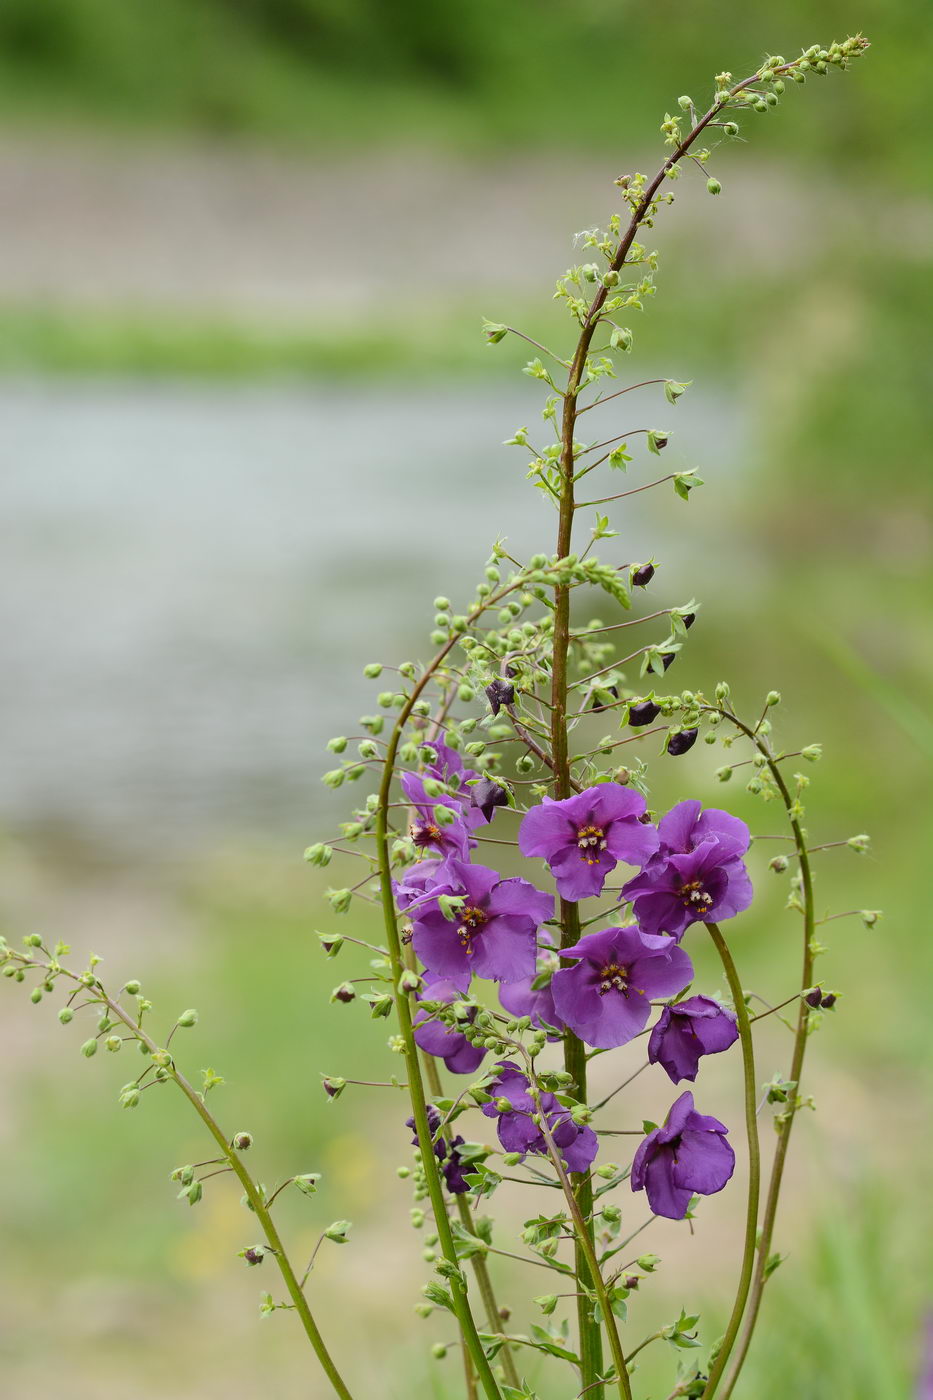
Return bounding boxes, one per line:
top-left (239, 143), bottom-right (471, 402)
top-left (657, 800), bottom-right (704, 852)
top-left (469, 919), bottom-right (537, 983)
top-left (672, 1129), bottom-right (735, 1196)
top-left (411, 911), bottom-right (472, 984)
top-left (630, 944), bottom-right (694, 1001)
top-left (642, 1143), bottom-right (693, 1219)
top-left (548, 843), bottom-right (615, 900)
top-left (518, 799), bottom-right (577, 860)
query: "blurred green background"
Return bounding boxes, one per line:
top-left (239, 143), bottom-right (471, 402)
top-left (1, 3), bottom-right (931, 1398)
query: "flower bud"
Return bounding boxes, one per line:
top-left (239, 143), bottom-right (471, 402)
top-left (326, 888), bottom-right (352, 914)
top-left (431, 1343), bottom-right (447, 1359)
top-left (632, 562), bottom-right (655, 587)
top-left (485, 678), bottom-right (515, 715)
top-left (327, 736), bottom-right (348, 753)
top-left (602, 269), bottom-right (620, 287)
top-left (58, 1006), bottom-right (74, 1024)
top-left (105, 1035), bottom-right (122, 1053)
top-left (724, 121), bottom-right (739, 136)
top-left (805, 987), bottom-right (823, 1008)
top-left (628, 700), bottom-right (661, 728)
top-left (667, 728), bottom-right (698, 756)
top-left (240, 1246), bottom-right (265, 1266)
top-left (30, 987), bottom-right (42, 1004)
top-left (233, 1132), bottom-right (253, 1150)
top-left (24, 933), bottom-right (42, 948)
top-left (637, 1253), bottom-right (660, 1272)
top-left (769, 855), bottom-right (789, 873)
top-left (331, 982), bottom-right (356, 1004)
top-left (324, 1220), bottom-right (352, 1245)
top-left (322, 1076), bottom-right (346, 1100)
top-left (177, 1009), bottom-right (199, 1028)
top-left (707, 177), bottom-right (722, 195)
top-left (846, 834), bottom-right (870, 854)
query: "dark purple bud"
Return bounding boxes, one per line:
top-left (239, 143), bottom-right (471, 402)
top-left (322, 1076), bottom-right (346, 1099)
top-left (485, 677), bottom-right (515, 715)
top-left (820, 992), bottom-right (837, 1009)
top-left (805, 987), bottom-right (822, 1008)
top-left (242, 1247), bottom-right (264, 1266)
top-left (682, 613), bottom-right (696, 630)
top-left (505, 664), bottom-right (518, 679)
top-left (590, 685), bottom-right (619, 713)
top-left (623, 1273), bottom-right (640, 1290)
top-left (471, 776), bottom-right (510, 823)
top-left (632, 563), bottom-right (655, 587)
top-left (667, 728), bottom-right (698, 756)
top-left (661, 651), bottom-right (677, 671)
top-left (628, 700), bottom-right (661, 727)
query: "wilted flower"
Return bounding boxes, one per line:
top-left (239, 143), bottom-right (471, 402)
top-left (485, 677), bottom-right (515, 715)
top-left (413, 979), bottom-right (486, 1075)
top-left (481, 1061), bottom-right (598, 1173)
top-left (631, 1090), bottom-right (735, 1219)
top-left (519, 784), bottom-right (659, 901)
top-left (410, 859), bottom-right (553, 985)
top-left (648, 995), bottom-right (738, 1082)
top-left (550, 925), bottom-right (693, 1049)
top-left (469, 775), bottom-right (511, 823)
top-left (622, 799), bottom-right (753, 939)
top-left (407, 1106), bottom-right (471, 1195)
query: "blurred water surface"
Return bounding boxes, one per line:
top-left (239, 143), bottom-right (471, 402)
top-left (1, 377), bottom-right (743, 860)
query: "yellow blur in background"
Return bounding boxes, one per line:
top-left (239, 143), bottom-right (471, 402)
top-left (1, 4), bottom-right (931, 1398)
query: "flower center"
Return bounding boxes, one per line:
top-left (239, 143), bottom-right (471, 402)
top-left (577, 824), bottom-right (608, 864)
top-left (457, 905), bottom-right (487, 952)
top-left (678, 878), bottom-right (713, 912)
top-left (598, 961), bottom-right (630, 996)
top-left (410, 819), bottom-right (443, 848)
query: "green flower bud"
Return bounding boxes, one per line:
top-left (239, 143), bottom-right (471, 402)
top-left (105, 1035), bottom-right (122, 1053)
top-left (602, 269), bottom-right (620, 287)
top-left (58, 1007), bottom-right (74, 1024)
top-left (30, 987), bottom-right (42, 1004)
top-left (327, 736), bottom-right (348, 753)
top-left (182, 1181), bottom-right (203, 1206)
top-left (24, 933), bottom-right (42, 948)
top-left (766, 690), bottom-right (781, 706)
top-left (377, 691), bottom-right (394, 708)
top-left (707, 177), bottom-right (722, 195)
top-left (326, 888), bottom-right (352, 914)
top-left (324, 1220), bottom-right (352, 1245)
top-left (177, 1009), bottom-right (199, 1028)
top-left (637, 1253), bottom-right (660, 1272)
top-left (769, 855), bottom-right (789, 873)
top-left (724, 121), bottom-right (740, 136)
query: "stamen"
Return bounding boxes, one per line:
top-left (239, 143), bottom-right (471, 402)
top-left (456, 905), bottom-right (487, 954)
top-left (576, 823), bottom-right (608, 865)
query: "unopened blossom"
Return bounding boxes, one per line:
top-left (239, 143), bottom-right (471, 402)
top-left (413, 979), bottom-right (486, 1075)
top-left (407, 1106), bottom-right (470, 1195)
top-left (469, 775), bottom-right (511, 824)
top-left (622, 799), bottom-right (753, 939)
top-left (648, 995), bottom-right (738, 1083)
top-left (631, 1090), bottom-right (735, 1220)
top-left (410, 859), bottom-right (553, 985)
top-left (481, 1061), bottom-right (597, 1173)
top-left (551, 925), bottom-right (693, 1049)
top-left (519, 783), bottom-right (660, 901)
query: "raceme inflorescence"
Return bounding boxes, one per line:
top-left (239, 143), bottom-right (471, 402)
top-left (2, 36), bottom-right (876, 1400)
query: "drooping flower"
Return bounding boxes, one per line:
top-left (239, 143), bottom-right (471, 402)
top-left (550, 925), bottom-right (693, 1049)
top-left (410, 859), bottom-right (553, 985)
top-left (481, 1061), bottom-right (597, 1173)
top-left (519, 784), bottom-right (660, 902)
top-left (485, 677), bottom-right (515, 715)
top-left (621, 799), bottom-right (753, 939)
top-left (498, 970), bottom-right (564, 1037)
top-left (407, 1106), bottom-right (471, 1194)
top-left (647, 995), bottom-right (738, 1083)
top-left (469, 775), bottom-right (511, 824)
top-left (630, 1090), bottom-right (735, 1220)
top-left (413, 979), bottom-right (486, 1075)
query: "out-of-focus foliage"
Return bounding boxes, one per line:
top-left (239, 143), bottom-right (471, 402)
top-left (0, 0), bottom-right (927, 184)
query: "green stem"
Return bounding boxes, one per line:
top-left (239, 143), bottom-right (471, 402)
top-left (700, 923), bottom-right (760, 1399)
top-left (17, 955), bottom-right (355, 1400)
top-left (701, 711), bottom-right (816, 1399)
top-left (527, 1064), bottom-right (631, 1400)
top-left (422, 1053), bottom-right (523, 1391)
top-left (375, 686), bottom-right (505, 1400)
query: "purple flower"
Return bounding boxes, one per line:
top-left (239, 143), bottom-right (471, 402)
top-left (631, 1090), bottom-right (735, 1219)
top-left (481, 1061), bottom-right (598, 1173)
top-left (410, 859), bottom-right (553, 985)
top-left (648, 995), bottom-right (738, 1083)
top-left (519, 784), bottom-right (660, 901)
top-left (413, 979), bottom-right (486, 1075)
top-left (621, 799), bottom-right (753, 939)
top-left (401, 771), bottom-right (475, 860)
top-left (550, 924), bottom-right (693, 1050)
top-left (407, 1106), bottom-right (471, 1195)
top-left (498, 970), bottom-right (564, 1037)
top-left (393, 859), bottom-right (453, 914)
